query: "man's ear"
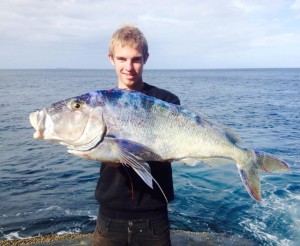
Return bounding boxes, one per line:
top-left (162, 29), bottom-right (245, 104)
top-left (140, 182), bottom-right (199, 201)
top-left (144, 53), bottom-right (149, 64)
top-left (108, 54), bottom-right (115, 65)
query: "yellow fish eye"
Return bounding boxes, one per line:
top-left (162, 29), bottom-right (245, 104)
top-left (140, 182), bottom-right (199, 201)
top-left (71, 101), bottom-right (83, 110)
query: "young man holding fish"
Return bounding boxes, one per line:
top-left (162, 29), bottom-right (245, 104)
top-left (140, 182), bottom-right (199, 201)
top-left (92, 25), bottom-right (180, 245)
top-left (29, 24), bottom-right (290, 246)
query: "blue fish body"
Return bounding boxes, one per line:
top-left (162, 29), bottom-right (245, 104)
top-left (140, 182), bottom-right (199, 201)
top-left (29, 89), bottom-right (290, 201)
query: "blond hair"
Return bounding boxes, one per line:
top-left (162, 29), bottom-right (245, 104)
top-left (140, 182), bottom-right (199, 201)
top-left (109, 24), bottom-right (148, 59)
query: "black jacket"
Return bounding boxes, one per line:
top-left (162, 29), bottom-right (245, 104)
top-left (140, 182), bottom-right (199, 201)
top-left (95, 83), bottom-right (180, 219)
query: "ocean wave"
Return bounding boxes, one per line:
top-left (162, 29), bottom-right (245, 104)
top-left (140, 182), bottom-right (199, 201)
top-left (1, 69), bottom-right (299, 243)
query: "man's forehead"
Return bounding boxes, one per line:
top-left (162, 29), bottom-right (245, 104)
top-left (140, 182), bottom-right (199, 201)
top-left (113, 44), bottom-right (143, 56)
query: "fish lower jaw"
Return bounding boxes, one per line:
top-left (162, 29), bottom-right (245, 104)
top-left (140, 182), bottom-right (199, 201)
top-left (42, 135), bottom-right (66, 143)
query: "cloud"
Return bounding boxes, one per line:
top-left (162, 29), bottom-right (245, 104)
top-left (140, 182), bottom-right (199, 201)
top-left (0, 0), bottom-right (299, 68)
top-left (251, 33), bottom-right (300, 47)
top-left (291, 0), bottom-right (300, 18)
top-left (291, 0), bottom-right (300, 10)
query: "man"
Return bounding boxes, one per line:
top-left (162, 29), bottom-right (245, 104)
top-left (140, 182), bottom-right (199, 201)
top-left (92, 25), bottom-right (180, 246)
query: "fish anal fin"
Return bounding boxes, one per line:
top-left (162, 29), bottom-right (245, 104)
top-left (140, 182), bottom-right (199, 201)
top-left (178, 157), bottom-right (234, 167)
top-left (178, 158), bottom-right (200, 166)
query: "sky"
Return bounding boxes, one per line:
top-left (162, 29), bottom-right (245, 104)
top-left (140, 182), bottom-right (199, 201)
top-left (0, 0), bottom-right (300, 69)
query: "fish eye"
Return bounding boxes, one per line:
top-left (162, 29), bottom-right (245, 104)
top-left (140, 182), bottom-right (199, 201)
top-left (71, 101), bottom-right (83, 110)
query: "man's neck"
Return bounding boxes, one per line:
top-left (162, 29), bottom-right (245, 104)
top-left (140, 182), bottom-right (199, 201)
top-left (118, 81), bottom-right (144, 92)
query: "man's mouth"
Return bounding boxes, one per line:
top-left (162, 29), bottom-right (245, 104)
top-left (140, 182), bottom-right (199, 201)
top-left (123, 73), bottom-right (136, 79)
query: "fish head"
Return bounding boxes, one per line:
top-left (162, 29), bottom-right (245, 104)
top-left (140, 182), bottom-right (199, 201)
top-left (29, 92), bottom-right (106, 151)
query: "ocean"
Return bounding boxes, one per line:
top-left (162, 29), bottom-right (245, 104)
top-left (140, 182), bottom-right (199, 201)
top-left (0, 69), bottom-right (299, 245)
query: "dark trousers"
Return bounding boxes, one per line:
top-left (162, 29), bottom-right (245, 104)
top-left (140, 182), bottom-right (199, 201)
top-left (92, 214), bottom-right (171, 246)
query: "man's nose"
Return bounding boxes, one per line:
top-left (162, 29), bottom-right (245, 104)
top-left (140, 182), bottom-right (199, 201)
top-left (125, 61), bottom-right (134, 70)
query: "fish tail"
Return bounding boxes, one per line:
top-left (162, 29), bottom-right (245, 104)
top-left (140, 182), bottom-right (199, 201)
top-left (254, 149), bottom-right (290, 173)
top-left (238, 149), bottom-right (290, 201)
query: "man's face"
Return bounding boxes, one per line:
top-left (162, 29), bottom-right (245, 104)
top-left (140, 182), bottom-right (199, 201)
top-left (109, 44), bottom-right (148, 90)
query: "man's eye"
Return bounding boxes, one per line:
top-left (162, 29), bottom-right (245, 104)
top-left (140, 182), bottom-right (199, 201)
top-left (133, 58), bottom-right (142, 62)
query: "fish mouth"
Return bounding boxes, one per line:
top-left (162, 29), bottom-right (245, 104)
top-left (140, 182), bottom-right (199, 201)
top-left (29, 111), bottom-right (46, 139)
top-left (29, 108), bottom-right (106, 152)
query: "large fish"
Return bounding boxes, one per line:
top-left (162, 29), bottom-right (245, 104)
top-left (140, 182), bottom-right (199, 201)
top-left (29, 89), bottom-right (289, 201)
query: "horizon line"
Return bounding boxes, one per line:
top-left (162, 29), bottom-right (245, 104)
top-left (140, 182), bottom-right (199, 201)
top-left (0, 67), bottom-right (299, 70)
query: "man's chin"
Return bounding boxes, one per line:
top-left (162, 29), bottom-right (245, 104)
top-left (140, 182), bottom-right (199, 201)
top-left (121, 78), bottom-right (138, 85)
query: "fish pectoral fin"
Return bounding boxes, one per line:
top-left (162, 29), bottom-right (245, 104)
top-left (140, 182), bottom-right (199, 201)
top-left (132, 164), bottom-right (153, 189)
top-left (107, 138), bottom-right (155, 188)
top-left (107, 138), bottom-right (169, 203)
top-left (107, 138), bottom-right (164, 162)
top-left (116, 147), bottom-right (153, 189)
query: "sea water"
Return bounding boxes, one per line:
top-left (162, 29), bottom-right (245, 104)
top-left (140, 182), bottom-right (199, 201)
top-left (0, 69), bottom-right (299, 245)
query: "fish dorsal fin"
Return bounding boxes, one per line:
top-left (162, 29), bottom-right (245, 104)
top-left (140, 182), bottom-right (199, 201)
top-left (222, 126), bottom-right (241, 144)
top-left (206, 118), bottom-right (241, 144)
